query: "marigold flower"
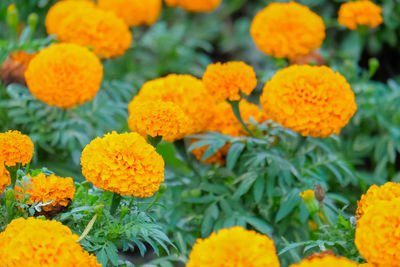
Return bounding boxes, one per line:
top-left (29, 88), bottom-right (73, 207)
top-left (98, 0), bottom-right (162, 27)
top-left (356, 182), bottom-right (400, 219)
top-left (0, 217), bottom-right (100, 267)
top-left (202, 61), bottom-right (257, 102)
top-left (165, 0), bottom-right (222, 12)
top-left (15, 173), bottom-right (75, 214)
top-left (355, 198), bottom-right (400, 266)
top-left (25, 43), bottom-right (103, 109)
top-left (135, 74), bottom-right (214, 136)
top-left (0, 162), bottom-right (10, 194)
top-left (128, 99), bottom-right (189, 142)
top-left (290, 255), bottom-right (357, 267)
top-left (250, 2), bottom-right (325, 59)
top-left (81, 132), bottom-right (164, 197)
top-left (0, 130), bottom-right (34, 167)
top-left (187, 226), bottom-right (280, 267)
top-left (338, 0), bottom-right (383, 30)
top-left (300, 189), bottom-right (315, 201)
top-left (1, 51), bottom-right (37, 86)
top-left (260, 65), bottom-right (356, 138)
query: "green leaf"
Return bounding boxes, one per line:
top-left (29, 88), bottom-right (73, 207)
top-left (233, 173), bottom-right (257, 200)
top-left (275, 190), bottom-right (300, 223)
top-left (105, 242), bottom-right (119, 266)
top-left (97, 248), bottom-right (108, 266)
top-left (226, 142), bottom-right (245, 170)
top-left (253, 175), bottom-right (265, 203)
top-left (244, 217), bottom-right (273, 235)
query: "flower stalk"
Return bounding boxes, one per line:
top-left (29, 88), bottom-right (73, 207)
top-left (228, 100), bottom-right (253, 136)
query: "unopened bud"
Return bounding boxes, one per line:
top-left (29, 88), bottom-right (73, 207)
top-left (27, 13), bottom-right (38, 32)
top-left (5, 188), bottom-right (15, 203)
top-left (314, 184), bottom-right (325, 204)
top-left (94, 204), bottom-right (104, 217)
top-left (158, 183), bottom-right (167, 194)
top-left (6, 4), bottom-right (19, 31)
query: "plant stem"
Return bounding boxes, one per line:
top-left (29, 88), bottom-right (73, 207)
top-left (6, 163), bottom-right (21, 189)
top-left (110, 192), bottom-right (122, 216)
top-left (228, 100), bottom-right (253, 136)
top-left (144, 191), bottom-right (163, 212)
top-left (147, 135), bottom-right (162, 148)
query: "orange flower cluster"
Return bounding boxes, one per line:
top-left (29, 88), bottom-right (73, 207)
top-left (16, 173), bottom-right (75, 213)
top-left (165, 0), bottom-right (222, 12)
top-left (1, 50), bottom-right (37, 86)
top-left (98, 0), bottom-right (162, 27)
top-left (290, 255), bottom-right (357, 267)
top-left (0, 217), bottom-right (100, 267)
top-left (25, 43), bottom-right (103, 109)
top-left (0, 130), bottom-right (34, 167)
top-left (81, 132), bottom-right (164, 197)
top-left (338, 0), bottom-right (383, 30)
top-left (355, 198), bottom-right (400, 266)
top-left (202, 61), bottom-right (257, 102)
top-left (250, 2), bottom-right (325, 59)
top-left (260, 65), bottom-right (357, 138)
top-left (128, 99), bottom-right (189, 141)
top-left (0, 163), bottom-right (10, 194)
top-left (187, 226), bottom-right (280, 267)
top-left (46, 0), bottom-right (132, 58)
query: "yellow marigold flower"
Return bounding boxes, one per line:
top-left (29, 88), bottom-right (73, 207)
top-left (135, 74), bottom-right (214, 136)
top-left (187, 226), bottom-right (280, 267)
top-left (260, 65), bottom-right (357, 138)
top-left (355, 198), bottom-right (400, 266)
top-left (165, 0), bottom-right (222, 12)
top-left (81, 132), bottom-right (164, 197)
top-left (290, 255), bottom-right (357, 267)
top-left (0, 162), bottom-right (10, 194)
top-left (300, 189), bottom-right (315, 201)
top-left (356, 182), bottom-right (400, 219)
top-left (250, 2), bottom-right (325, 59)
top-left (98, 0), bottom-right (162, 27)
top-left (202, 61), bottom-right (257, 102)
top-left (338, 0), bottom-right (383, 30)
top-left (0, 130), bottom-right (34, 167)
top-left (0, 217), bottom-right (100, 267)
top-left (15, 173), bottom-right (75, 213)
top-left (7, 4), bottom-right (16, 12)
top-left (45, 0), bottom-right (95, 35)
top-left (128, 99), bottom-right (188, 142)
top-left (25, 43), bottom-right (103, 109)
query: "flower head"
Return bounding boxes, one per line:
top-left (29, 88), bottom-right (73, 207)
top-left (202, 61), bottom-right (257, 102)
top-left (165, 0), bottom-right (222, 12)
top-left (128, 99), bottom-right (188, 142)
top-left (98, 0), bottom-right (162, 27)
top-left (0, 217), bottom-right (100, 267)
top-left (250, 2), bottom-right (325, 59)
top-left (187, 226), bottom-right (280, 267)
top-left (356, 182), bottom-right (400, 219)
top-left (338, 0), bottom-right (383, 30)
top-left (300, 189), bottom-right (315, 201)
top-left (355, 198), bottom-right (400, 266)
top-left (0, 162), bottom-right (10, 194)
top-left (81, 132), bottom-right (164, 197)
top-left (289, 254), bottom-right (357, 267)
top-left (25, 43), bottom-right (103, 109)
top-left (260, 65), bottom-right (356, 137)
top-left (0, 130), bottom-right (34, 167)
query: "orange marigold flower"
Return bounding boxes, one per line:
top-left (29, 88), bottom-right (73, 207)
top-left (165, 0), bottom-right (222, 12)
top-left (260, 65), bottom-right (356, 138)
top-left (98, 0), bottom-right (162, 27)
top-left (187, 226), bottom-right (280, 267)
top-left (0, 130), bottom-right (34, 167)
top-left (355, 198), bottom-right (400, 266)
top-left (0, 217), bottom-right (100, 267)
top-left (135, 74), bottom-right (214, 136)
top-left (356, 182), bottom-right (400, 219)
top-left (128, 99), bottom-right (189, 142)
top-left (0, 162), bottom-right (10, 194)
top-left (15, 173), bottom-right (75, 213)
top-left (290, 255), bottom-right (357, 267)
top-left (25, 43), bottom-right (103, 109)
top-left (338, 0), bottom-right (383, 30)
top-left (81, 132), bottom-right (164, 197)
top-left (250, 2), bottom-right (325, 59)
top-left (202, 61), bottom-right (257, 102)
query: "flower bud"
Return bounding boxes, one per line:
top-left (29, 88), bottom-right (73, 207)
top-left (5, 188), bottom-right (15, 202)
top-left (300, 189), bottom-right (319, 215)
top-left (314, 184), bottom-right (325, 204)
top-left (6, 4), bottom-right (19, 32)
top-left (120, 206), bottom-right (130, 220)
top-left (190, 189), bottom-right (202, 198)
top-left (27, 13), bottom-right (39, 32)
top-left (94, 204), bottom-right (104, 217)
top-left (158, 183), bottom-right (167, 194)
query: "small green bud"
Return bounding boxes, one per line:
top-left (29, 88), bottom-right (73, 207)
top-left (94, 204), bottom-right (104, 217)
top-left (120, 206), bottom-right (130, 220)
top-left (36, 215), bottom-right (46, 220)
top-left (27, 13), bottom-right (39, 32)
top-left (6, 4), bottom-right (19, 32)
top-left (368, 58), bottom-right (379, 78)
top-left (189, 189), bottom-right (202, 198)
top-left (158, 183), bottom-right (167, 194)
top-left (5, 188), bottom-right (15, 202)
top-left (181, 191), bottom-right (189, 199)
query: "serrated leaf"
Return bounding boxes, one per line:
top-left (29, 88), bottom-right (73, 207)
top-left (226, 142), bottom-right (245, 170)
top-left (233, 174), bottom-right (257, 200)
top-left (275, 190), bottom-right (300, 223)
top-left (253, 175), bottom-right (265, 203)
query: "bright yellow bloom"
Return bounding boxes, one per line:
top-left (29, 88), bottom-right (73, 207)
top-left (250, 2), bottom-right (325, 59)
top-left (300, 189), bottom-right (315, 201)
top-left (187, 226), bottom-right (280, 267)
top-left (202, 61), bottom-right (257, 102)
top-left (260, 65), bottom-right (357, 138)
top-left (128, 99), bottom-right (188, 142)
top-left (338, 0), bottom-right (383, 30)
top-left (16, 173), bottom-right (75, 213)
top-left (25, 43), bottom-right (103, 109)
top-left (0, 130), bottom-right (34, 167)
top-left (0, 162), bottom-right (10, 194)
top-left (135, 74), bottom-right (215, 136)
top-left (7, 4), bottom-right (16, 12)
top-left (0, 217), bottom-right (100, 267)
top-left (356, 182), bottom-right (400, 219)
top-left (290, 255), bottom-right (357, 267)
top-left (165, 0), bottom-right (222, 12)
top-left (98, 0), bottom-right (162, 27)
top-left (355, 198), bottom-right (400, 266)
top-left (81, 132), bottom-right (164, 197)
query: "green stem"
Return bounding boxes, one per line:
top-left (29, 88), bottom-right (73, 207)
top-left (144, 191), bottom-right (163, 212)
top-left (228, 100), bottom-right (254, 136)
top-left (147, 135), bottom-right (162, 148)
top-left (6, 163), bottom-right (21, 189)
top-left (110, 193), bottom-right (122, 216)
